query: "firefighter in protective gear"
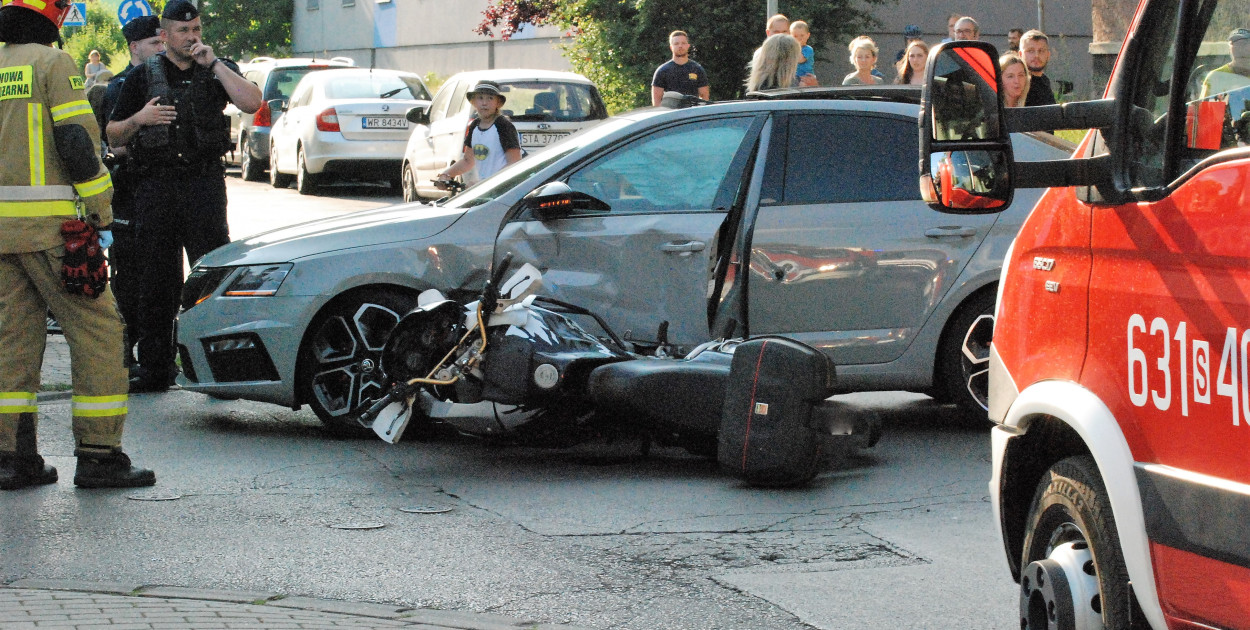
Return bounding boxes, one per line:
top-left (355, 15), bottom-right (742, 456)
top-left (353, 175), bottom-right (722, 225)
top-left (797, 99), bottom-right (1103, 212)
top-left (0, 0), bottom-right (156, 490)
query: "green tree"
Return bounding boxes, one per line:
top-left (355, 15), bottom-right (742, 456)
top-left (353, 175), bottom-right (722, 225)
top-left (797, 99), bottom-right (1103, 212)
top-left (62, 2), bottom-right (126, 73)
top-left (478, 0), bottom-right (885, 113)
top-left (199, 0), bottom-right (294, 60)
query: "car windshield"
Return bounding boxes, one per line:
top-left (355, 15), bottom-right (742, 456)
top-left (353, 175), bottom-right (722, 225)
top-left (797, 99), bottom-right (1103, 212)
top-left (325, 74), bottom-right (431, 101)
top-left (441, 117), bottom-right (635, 209)
top-left (501, 80), bottom-right (607, 122)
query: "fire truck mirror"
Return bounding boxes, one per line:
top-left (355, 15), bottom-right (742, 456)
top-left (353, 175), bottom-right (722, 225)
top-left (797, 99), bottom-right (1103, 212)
top-left (928, 45), bottom-right (1003, 142)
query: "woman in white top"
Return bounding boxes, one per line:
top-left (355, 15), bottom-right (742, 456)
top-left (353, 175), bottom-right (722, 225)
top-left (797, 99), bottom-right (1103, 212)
top-left (843, 36), bottom-right (884, 85)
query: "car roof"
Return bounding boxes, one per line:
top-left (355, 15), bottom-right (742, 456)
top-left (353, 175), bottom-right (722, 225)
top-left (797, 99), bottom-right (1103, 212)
top-left (626, 88), bottom-right (924, 125)
top-left (446, 68), bottom-right (594, 85)
top-left (244, 56), bottom-right (356, 68)
top-left (300, 67), bottom-right (423, 83)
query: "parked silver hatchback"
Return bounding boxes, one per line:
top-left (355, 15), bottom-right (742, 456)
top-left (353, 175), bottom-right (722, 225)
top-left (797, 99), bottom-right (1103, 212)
top-left (176, 86), bottom-right (1073, 433)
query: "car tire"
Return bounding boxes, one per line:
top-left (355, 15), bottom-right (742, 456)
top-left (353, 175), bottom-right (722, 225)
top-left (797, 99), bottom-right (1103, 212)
top-left (296, 145), bottom-right (319, 196)
top-left (935, 289), bottom-right (995, 422)
top-left (1020, 455), bottom-right (1137, 629)
top-left (402, 164), bottom-right (419, 203)
top-left (298, 288), bottom-right (423, 437)
top-left (239, 134), bottom-right (264, 182)
top-left (269, 142), bottom-right (293, 189)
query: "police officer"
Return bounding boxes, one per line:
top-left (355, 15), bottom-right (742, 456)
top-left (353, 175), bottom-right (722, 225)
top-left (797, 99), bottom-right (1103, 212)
top-left (101, 15), bottom-right (162, 371)
top-left (106, 0), bottom-right (261, 393)
top-left (0, 0), bottom-right (155, 489)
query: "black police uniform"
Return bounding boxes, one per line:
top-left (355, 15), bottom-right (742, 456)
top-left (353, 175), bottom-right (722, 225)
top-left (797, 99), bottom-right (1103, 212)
top-left (100, 61), bottom-right (139, 364)
top-left (108, 49), bottom-right (239, 389)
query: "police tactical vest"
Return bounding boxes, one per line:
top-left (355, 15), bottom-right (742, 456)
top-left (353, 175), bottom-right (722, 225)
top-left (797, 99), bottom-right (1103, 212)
top-left (132, 56), bottom-right (230, 165)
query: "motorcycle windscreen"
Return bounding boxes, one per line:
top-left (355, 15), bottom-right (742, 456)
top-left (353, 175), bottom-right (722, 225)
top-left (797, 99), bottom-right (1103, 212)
top-left (496, 116), bottom-right (760, 347)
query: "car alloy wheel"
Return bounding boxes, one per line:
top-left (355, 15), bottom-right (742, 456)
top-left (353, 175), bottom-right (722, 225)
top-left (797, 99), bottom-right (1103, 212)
top-left (936, 290), bottom-right (995, 421)
top-left (269, 142), bottom-right (293, 189)
top-left (239, 135), bottom-right (264, 182)
top-left (299, 289), bottom-right (419, 436)
top-left (296, 145), bottom-right (319, 195)
top-left (402, 164), bottom-right (418, 203)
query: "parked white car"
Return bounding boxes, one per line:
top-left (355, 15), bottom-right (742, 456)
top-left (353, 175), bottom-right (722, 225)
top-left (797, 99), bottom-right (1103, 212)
top-left (400, 69), bottom-right (608, 202)
top-left (268, 68), bottom-right (431, 195)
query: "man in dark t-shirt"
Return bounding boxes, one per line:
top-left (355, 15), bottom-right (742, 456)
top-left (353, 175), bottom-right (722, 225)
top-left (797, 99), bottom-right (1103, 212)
top-left (651, 30), bottom-right (710, 105)
top-left (1022, 29), bottom-right (1058, 107)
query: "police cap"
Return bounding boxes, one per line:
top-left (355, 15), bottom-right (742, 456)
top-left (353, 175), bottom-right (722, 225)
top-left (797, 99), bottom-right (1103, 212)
top-left (122, 15), bottom-right (159, 42)
top-left (161, 0), bottom-right (198, 22)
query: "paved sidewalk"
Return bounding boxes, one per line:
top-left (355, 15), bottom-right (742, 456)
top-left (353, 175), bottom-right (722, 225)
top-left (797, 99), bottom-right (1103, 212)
top-left (1, 581), bottom-right (589, 629)
top-left (39, 333), bottom-right (71, 397)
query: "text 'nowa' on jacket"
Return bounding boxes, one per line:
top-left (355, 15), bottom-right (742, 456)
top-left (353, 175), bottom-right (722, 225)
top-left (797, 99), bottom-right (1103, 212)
top-left (0, 42), bottom-right (113, 254)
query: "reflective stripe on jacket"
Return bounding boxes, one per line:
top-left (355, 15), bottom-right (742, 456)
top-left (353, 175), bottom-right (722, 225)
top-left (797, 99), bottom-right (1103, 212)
top-left (0, 43), bottom-right (112, 254)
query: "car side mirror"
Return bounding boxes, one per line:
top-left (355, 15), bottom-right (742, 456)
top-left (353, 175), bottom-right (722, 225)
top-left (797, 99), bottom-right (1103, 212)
top-left (267, 98), bottom-right (286, 113)
top-left (406, 105), bottom-right (429, 125)
top-left (920, 41), bottom-right (1015, 214)
top-left (520, 181), bottom-right (611, 220)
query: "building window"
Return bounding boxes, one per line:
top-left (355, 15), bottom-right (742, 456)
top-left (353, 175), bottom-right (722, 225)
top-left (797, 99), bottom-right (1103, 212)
top-left (342, 0), bottom-right (354, 6)
top-left (307, 0), bottom-right (318, 9)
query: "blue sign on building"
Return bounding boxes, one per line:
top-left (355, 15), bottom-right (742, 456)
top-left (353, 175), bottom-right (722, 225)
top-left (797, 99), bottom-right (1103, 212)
top-left (118, 0), bottom-right (154, 26)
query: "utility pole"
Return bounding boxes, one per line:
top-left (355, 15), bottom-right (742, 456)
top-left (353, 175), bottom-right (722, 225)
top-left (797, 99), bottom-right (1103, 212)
top-left (1037, 0), bottom-right (1046, 32)
top-left (767, 0), bottom-right (778, 18)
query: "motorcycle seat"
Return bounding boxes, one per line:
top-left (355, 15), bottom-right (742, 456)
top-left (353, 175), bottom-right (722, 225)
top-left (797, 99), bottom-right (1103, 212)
top-left (586, 352), bottom-right (732, 435)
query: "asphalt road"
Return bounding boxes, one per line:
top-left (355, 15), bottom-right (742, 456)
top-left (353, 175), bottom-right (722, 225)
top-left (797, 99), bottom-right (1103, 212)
top-left (7, 171), bottom-right (1022, 629)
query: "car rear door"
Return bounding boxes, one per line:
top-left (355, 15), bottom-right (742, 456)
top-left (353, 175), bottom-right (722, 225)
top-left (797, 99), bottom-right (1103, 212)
top-left (745, 111), bottom-right (998, 365)
top-left (429, 80), bottom-right (472, 176)
top-left (494, 114), bottom-right (764, 348)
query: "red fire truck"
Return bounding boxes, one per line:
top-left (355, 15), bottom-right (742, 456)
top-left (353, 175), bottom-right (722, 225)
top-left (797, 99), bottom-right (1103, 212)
top-left (922, 2), bottom-right (1250, 628)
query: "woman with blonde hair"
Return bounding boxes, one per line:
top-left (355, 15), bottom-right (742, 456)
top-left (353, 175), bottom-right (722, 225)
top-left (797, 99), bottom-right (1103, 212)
top-left (746, 33), bottom-right (802, 92)
top-left (999, 52), bottom-right (1031, 107)
top-left (843, 36), bottom-right (883, 85)
top-left (895, 40), bottom-right (929, 85)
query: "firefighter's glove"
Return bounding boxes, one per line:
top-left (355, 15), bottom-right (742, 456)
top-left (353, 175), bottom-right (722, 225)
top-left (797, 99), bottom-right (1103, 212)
top-left (60, 219), bottom-right (109, 299)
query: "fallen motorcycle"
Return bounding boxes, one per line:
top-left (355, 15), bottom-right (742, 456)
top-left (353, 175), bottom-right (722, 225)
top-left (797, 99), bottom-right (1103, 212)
top-left (356, 255), bottom-right (880, 487)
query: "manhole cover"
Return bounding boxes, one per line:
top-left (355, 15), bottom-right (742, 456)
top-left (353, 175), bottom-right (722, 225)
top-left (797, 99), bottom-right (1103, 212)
top-left (127, 494), bottom-right (182, 501)
top-left (329, 522), bottom-right (386, 530)
top-left (398, 506), bottom-right (453, 514)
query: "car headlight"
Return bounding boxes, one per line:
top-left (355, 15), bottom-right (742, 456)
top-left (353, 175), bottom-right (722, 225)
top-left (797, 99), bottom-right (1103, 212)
top-left (222, 264), bottom-right (292, 297)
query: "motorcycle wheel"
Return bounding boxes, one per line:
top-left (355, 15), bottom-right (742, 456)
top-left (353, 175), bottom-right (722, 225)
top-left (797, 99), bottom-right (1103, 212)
top-left (298, 288), bottom-right (421, 437)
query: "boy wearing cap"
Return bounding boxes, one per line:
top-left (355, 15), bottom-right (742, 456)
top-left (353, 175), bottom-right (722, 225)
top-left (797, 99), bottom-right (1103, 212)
top-left (1201, 28), bottom-right (1250, 98)
top-left (436, 81), bottom-right (522, 187)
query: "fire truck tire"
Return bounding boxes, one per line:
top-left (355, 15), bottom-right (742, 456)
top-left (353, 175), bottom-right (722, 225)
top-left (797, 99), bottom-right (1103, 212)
top-left (1020, 455), bottom-right (1136, 630)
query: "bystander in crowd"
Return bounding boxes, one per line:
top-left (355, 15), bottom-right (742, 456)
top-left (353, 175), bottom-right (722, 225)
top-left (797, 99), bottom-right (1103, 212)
top-left (896, 40), bottom-right (928, 85)
top-left (747, 33), bottom-right (801, 91)
top-left (843, 36), bottom-right (883, 85)
top-left (1000, 53), bottom-right (1030, 107)
top-left (790, 20), bottom-right (817, 86)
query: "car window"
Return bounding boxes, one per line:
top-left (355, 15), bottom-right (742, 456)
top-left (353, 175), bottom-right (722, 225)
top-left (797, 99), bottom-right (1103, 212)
top-left (289, 80), bottom-right (314, 108)
top-left (324, 74), bottom-right (430, 100)
top-left (427, 80), bottom-right (455, 122)
top-left (565, 116), bottom-right (755, 214)
top-left (447, 117), bottom-right (635, 210)
top-left (447, 80), bottom-right (471, 117)
top-left (266, 67), bottom-right (326, 101)
top-left (770, 113), bottom-right (918, 204)
top-left (502, 81), bottom-right (604, 122)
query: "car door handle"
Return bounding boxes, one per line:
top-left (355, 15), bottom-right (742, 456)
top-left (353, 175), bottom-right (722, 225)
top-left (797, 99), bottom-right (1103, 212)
top-left (925, 226), bottom-right (979, 238)
top-left (661, 240), bottom-right (706, 253)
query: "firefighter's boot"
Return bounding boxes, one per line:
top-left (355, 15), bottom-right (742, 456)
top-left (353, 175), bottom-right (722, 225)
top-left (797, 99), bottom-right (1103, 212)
top-left (73, 448), bottom-right (155, 488)
top-left (0, 413), bottom-right (57, 490)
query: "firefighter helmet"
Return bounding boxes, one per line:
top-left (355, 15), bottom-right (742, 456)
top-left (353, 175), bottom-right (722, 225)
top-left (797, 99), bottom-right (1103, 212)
top-left (0, 0), bottom-right (73, 28)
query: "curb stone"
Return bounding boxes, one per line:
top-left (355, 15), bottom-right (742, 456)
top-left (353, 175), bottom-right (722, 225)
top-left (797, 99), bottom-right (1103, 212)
top-left (2, 581), bottom-right (596, 629)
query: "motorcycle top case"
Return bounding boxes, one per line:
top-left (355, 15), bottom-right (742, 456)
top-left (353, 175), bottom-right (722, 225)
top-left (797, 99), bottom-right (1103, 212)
top-left (717, 336), bottom-right (836, 487)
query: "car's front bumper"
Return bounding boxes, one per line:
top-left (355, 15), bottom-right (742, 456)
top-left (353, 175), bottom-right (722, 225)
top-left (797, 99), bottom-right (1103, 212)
top-left (177, 293), bottom-right (319, 408)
